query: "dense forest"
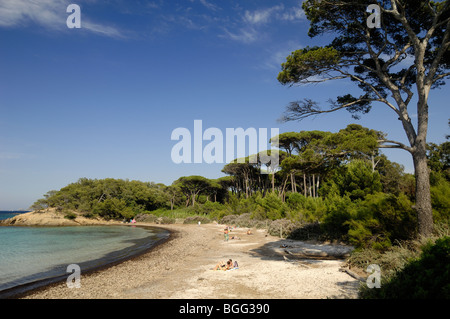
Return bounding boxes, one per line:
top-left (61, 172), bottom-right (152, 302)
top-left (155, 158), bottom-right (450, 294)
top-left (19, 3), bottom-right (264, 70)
top-left (31, 124), bottom-right (449, 251)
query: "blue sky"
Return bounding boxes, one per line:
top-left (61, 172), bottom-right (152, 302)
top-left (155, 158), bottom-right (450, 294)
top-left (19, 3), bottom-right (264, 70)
top-left (0, 0), bottom-right (448, 210)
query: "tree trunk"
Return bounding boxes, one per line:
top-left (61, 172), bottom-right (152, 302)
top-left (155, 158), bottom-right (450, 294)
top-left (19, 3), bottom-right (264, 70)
top-left (291, 173), bottom-right (295, 193)
top-left (303, 174), bottom-right (307, 197)
top-left (272, 172), bottom-right (275, 193)
top-left (308, 175), bottom-right (312, 197)
top-left (293, 173), bottom-right (297, 193)
top-left (413, 145), bottom-right (434, 237)
top-left (245, 177), bottom-right (249, 199)
top-left (316, 174), bottom-right (320, 197)
top-left (312, 174), bottom-right (316, 198)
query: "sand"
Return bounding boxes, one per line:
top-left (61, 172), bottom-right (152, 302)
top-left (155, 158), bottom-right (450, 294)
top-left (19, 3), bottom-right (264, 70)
top-left (19, 222), bottom-right (361, 299)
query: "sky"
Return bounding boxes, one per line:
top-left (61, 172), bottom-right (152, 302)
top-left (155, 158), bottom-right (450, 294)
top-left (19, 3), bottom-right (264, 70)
top-left (0, 0), bottom-right (449, 210)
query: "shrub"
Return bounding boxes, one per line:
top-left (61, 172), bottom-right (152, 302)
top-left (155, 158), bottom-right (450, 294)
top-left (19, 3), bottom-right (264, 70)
top-left (288, 222), bottom-right (323, 241)
top-left (348, 240), bottom-right (423, 282)
top-left (286, 193), bottom-right (306, 211)
top-left (268, 219), bottom-right (301, 238)
top-left (360, 237), bottom-right (450, 299)
top-left (219, 213), bottom-right (269, 229)
top-left (321, 195), bottom-right (356, 239)
top-left (333, 160), bottom-right (383, 200)
top-left (227, 195), bottom-right (258, 215)
top-left (256, 193), bottom-right (287, 220)
top-left (194, 201), bottom-right (226, 216)
top-left (157, 216), bottom-right (175, 224)
top-left (92, 198), bottom-right (134, 220)
top-left (347, 193), bottom-right (417, 249)
top-left (135, 214), bottom-right (158, 223)
top-left (183, 216), bottom-right (212, 224)
top-left (64, 212), bottom-right (77, 220)
top-left (431, 177), bottom-right (450, 223)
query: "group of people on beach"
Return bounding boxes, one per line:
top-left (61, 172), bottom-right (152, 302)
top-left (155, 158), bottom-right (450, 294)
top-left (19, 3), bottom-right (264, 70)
top-left (214, 259), bottom-right (239, 271)
top-left (214, 225), bottom-right (255, 271)
top-left (222, 225), bottom-right (252, 242)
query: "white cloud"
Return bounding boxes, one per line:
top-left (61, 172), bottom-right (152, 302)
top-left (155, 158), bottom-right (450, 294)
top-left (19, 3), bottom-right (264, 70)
top-left (0, 0), bottom-right (125, 38)
top-left (83, 21), bottom-right (124, 38)
top-left (199, 0), bottom-right (220, 11)
top-left (223, 4), bottom-right (306, 44)
top-left (222, 27), bottom-right (259, 44)
top-left (244, 5), bottom-right (284, 25)
top-left (280, 6), bottom-right (305, 21)
top-left (0, 0), bottom-right (65, 28)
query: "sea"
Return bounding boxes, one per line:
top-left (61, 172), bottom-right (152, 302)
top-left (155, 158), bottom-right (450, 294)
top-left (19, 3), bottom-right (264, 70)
top-left (0, 211), bottom-right (169, 298)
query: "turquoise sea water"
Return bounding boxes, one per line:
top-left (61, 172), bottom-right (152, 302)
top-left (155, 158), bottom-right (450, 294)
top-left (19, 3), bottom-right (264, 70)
top-left (0, 212), bottom-right (169, 297)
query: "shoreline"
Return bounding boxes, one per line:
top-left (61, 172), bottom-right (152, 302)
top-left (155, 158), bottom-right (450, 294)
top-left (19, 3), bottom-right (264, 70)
top-left (17, 222), bottom-right (361, 299)
top-left (0, 224), bottom-right (173, 299)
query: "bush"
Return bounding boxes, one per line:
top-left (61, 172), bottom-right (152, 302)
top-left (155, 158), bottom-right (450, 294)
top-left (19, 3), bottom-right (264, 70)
top-left (286, 193), bottom-right (306, 211)
top-left (347, 193), bottom-right (417, 250)
top-left (157, 216), bottom-right (176, 224)
top-left (183, 216), bottom-right (212, 224)
top-left (360, 236), bottom-right (450, 299)
top-left (219, 213), bottom-right (269, 229)
top-left (227, 195), bottom-right (258, 215)
top-left (64, 211), bottom-right (77, 220)
top-left (256, 193), bottom-right (287, 220)
top-left (135, 213), bottom-right (158, 223)
top-left (285, 193), bottom-right (327, 223)
top-left (321, 195), bottom-right (356, 240)
top-left (288, 222), bottom-right (323, 241)
top-left (92, 198), bottom-right (134, 220)
top-left (268, 219), bottom-right (301, 238)
top-left (431, 177), bottom-right (450, 223)
top-left (194, 201), bottom-right (226, 216)
top-left (332, 160), bottom-right (383, 200)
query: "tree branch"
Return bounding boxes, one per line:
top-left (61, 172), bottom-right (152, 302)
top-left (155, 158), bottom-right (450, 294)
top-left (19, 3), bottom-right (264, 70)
top-left (378, 139), bottom-right (413, 153)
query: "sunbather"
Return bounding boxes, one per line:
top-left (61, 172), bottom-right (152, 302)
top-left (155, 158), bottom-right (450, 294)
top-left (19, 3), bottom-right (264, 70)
top-left (214, 259), bottom-right (233, 271)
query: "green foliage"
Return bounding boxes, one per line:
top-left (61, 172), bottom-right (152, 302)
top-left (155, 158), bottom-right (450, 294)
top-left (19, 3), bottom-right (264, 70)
top-left (286, 192), bottom-right (306, 210)
top-left (64, 211), bottom-right (77, 220)
top-left (174, 175), bottom-right (214, 206)
top-left (430, 176), bottom-right (450, 223)
top-left (256, 193), bottom-right (287, 220)
top-left (29, 124), bottom-right (449, 251)
top-left (32, 178), bottom-right (171, 218)
top-left (278, 46), bottom-right (340, 85)
top-left (286, 193), bottom-right (326, 223)
top-left (321, 195), bottom-right (356, 239)
top-left (92, 198), bottom-right (134, 221)
top-left (428, 142), bottom-right (450, 181)
top-left (361, 237), bottom-right (450, 299)
top-left (347, 193), bottom-right (417, 250)
top-left (333, 160), bottom-right (382, 200)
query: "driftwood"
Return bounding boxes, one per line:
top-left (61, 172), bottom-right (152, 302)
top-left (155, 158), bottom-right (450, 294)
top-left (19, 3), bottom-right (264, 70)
top-left (339, 268), bottom-right (365, 282)
top-left (284, 248), bottom-right (351, 260)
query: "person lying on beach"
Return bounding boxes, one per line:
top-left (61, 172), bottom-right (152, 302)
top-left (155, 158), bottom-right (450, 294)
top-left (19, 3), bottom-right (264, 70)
top-left (214, 259), bottom-right (233, 271)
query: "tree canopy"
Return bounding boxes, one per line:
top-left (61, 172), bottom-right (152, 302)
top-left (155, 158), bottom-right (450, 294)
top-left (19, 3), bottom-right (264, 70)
top-left (277, 0), bottom-right (450, 237)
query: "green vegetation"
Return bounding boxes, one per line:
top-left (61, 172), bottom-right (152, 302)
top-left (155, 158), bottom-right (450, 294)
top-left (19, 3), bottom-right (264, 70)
top-left (357, 236), bottom-right (450, 299)
top-left (278, 0), bottom-right (450, 238)
top-left (30, 123), bottom-right (450, 298)
top-left (31, 126), bottom-right (450, 249)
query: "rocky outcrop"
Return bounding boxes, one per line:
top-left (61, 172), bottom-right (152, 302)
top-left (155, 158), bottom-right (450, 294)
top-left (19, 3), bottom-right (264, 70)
top-left (0, 209), bottom-right (119, 227)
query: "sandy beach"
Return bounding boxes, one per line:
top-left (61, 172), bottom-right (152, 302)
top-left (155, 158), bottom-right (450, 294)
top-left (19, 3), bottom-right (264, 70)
top-left (19, 222), bottom-right (361, 299)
